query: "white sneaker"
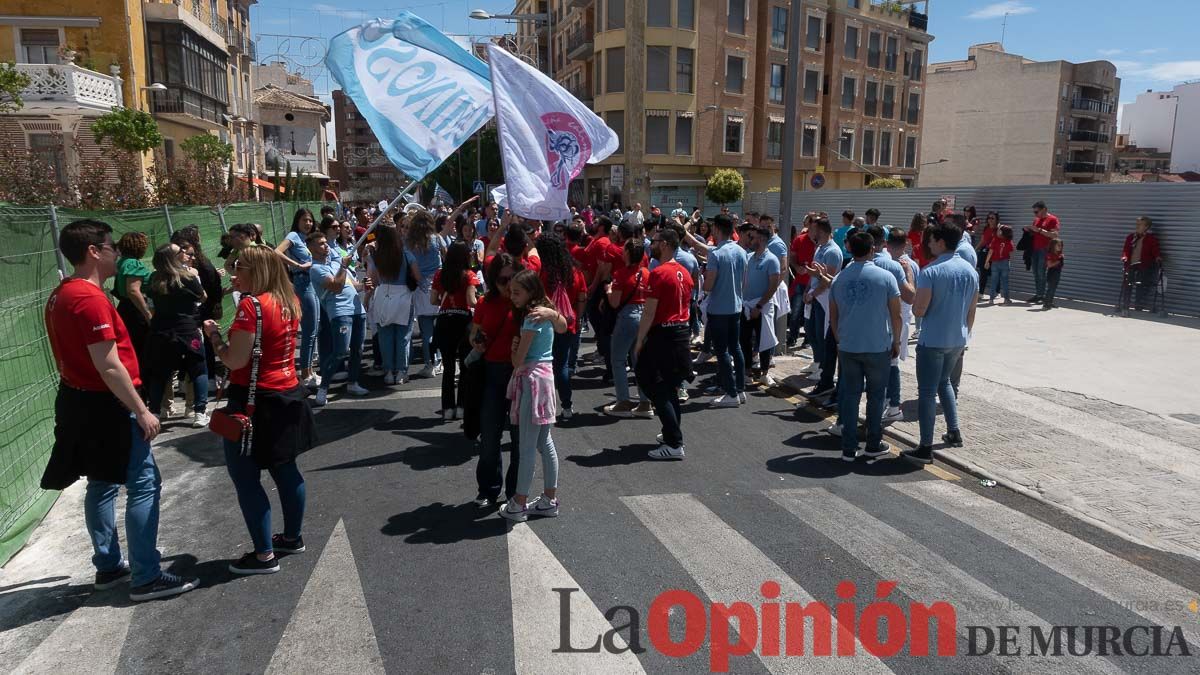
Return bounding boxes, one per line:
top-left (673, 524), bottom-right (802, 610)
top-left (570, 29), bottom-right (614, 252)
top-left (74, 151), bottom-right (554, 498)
top-left (191, 412), bottom-right (210, 428)
top-left (677, 387), bottom-right (690, 401)
top-left (314, 388), bottom-right (328, 407)
top-left (433, 363), bottom-right (444, 376)
top-left (346, 383), bottom-right (370, 396)
top-left (648, 444), bottom-right (686, 460)
top-left (759, 373), bottom-right (777, 387)
top-left (882, 406), bottom-right (903, 423)
top-left (827, 422), bottom-right (843, 437)
top-left (711, 395), bottom-right (740, 408)
top-left (499, 501), bottom-right (528, 522)
top-left (693, 351), bottom-right (713, 366)
top-left (738, 392), bottom-right (748, 404)
top-left (331, 371), bottom-right (349, 383)
top-left (560, 407), bottom-right (574, 421)
top-left (304, 374), bottom-right (321, 389)
top-left (383, 372), bottom-right (397, 386)
top-left (800, 362), bottom-right (819, 374)
top-left (165, 401), bottom-right (180, 419)
top-left (529, 495), bottom-right (559, 518)
top-left (417, 364), bottom-right (437, 379)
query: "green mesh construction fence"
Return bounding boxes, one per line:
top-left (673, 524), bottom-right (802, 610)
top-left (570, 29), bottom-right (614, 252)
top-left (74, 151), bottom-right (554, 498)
top-left (0, 200), bottom-right (329, 565)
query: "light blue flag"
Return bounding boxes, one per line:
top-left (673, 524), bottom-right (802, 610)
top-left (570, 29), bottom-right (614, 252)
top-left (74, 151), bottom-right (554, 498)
top-left (325, 13), bottom-right (494, 181)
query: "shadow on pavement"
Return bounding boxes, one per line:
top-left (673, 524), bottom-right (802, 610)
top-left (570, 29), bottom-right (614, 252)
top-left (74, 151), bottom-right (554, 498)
top-left (0, 579), bottom-right (93, 634)
top-left (314, 406), bottom-right (397, 439)
top-left (313, 430), bottom-right (475, 472)
top-left (381, 501), bottom-right (507, 544)
top-left (373, 414), bottom-right (446, 434)
top-left (766, 452), bottom-right (923, 479)
top-left (564, 443), bottom-right (658, 467)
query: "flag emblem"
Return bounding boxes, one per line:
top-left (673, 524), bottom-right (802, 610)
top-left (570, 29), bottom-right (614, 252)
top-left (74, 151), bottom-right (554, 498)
top-left (543, 112), bottom-right (590, 189)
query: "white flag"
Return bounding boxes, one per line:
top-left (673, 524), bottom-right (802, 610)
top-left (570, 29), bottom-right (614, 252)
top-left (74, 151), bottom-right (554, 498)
top-left (486, 44), bottom-right (618, 221)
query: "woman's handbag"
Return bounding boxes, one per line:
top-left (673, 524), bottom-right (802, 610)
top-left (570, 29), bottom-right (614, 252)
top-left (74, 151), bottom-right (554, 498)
top-left (208, 296), bottom-right (262, 456)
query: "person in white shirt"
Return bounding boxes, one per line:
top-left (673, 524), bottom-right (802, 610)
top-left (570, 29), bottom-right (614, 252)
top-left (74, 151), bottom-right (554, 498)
top-left (624, 202), bottom-right (645, 226)
top-left (670, 202), bottom-right (688, 220)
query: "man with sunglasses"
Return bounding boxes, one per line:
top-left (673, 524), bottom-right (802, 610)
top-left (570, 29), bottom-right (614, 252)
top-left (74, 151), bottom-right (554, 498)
top-left (1024, 200), bottom-right (1060, 303)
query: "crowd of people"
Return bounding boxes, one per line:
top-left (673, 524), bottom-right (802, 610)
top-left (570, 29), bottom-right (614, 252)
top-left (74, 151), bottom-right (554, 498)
top-left (42, 191), bottom-right (1163, 601)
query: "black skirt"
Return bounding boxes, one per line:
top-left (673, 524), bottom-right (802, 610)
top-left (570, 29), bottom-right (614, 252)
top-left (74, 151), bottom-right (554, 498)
top-left (223, 383), bottom-right (316, 469)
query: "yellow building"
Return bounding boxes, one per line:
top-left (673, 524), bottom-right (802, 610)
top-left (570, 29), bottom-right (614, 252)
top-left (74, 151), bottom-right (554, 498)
top-left (0, 0), bottom-right (257, 188)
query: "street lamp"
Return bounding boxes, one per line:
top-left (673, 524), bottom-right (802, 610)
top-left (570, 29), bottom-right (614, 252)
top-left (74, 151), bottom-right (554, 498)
top-left (469, 8), bottom-right (553, 78)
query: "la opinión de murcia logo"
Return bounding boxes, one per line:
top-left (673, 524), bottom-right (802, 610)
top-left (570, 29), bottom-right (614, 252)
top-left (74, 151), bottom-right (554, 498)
top-left (554, 582), bottom-right (1193, 671)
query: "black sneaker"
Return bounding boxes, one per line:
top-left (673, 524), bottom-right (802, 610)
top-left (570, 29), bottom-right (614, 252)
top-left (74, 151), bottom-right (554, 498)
top-left (863, 442), bottom-right (892, 460)
top-left (902, 445), bottom-right (934, 465)
top-left (942, 430), bottom-right (964, 448)
top-left (94, 561), bottom-right (131, 590)
top-left (1028, 295), bottom-right (1042, 304)
top-left (229, 553), bottom-right (280, 575)
top-left (271, 534), bottom-right (306, 554)
top-left (129, 571), bottom-right (199, 601)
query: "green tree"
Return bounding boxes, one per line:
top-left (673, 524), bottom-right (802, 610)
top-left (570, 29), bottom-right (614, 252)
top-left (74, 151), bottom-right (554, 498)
top-left (180, 134), bottom-right (233, 166)
top-left (423, 126), bottom-right (504, 202)
top-left (866, 177), bottom-right (906, 189)
top-left (705, 169), bottom-right (745, 206)
top-left (91, 108), bottom-right (163, 153)
top-left (0, 62), bottom-right (32, 114)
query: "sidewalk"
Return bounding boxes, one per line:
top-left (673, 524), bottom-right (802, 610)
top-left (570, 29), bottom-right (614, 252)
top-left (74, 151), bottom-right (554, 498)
top-left (772, 300), bottom-right (1200, 561)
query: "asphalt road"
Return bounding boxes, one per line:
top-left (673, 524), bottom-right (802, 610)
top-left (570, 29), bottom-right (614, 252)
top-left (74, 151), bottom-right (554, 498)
top-left (3, 343), bottom-right (1199, 674)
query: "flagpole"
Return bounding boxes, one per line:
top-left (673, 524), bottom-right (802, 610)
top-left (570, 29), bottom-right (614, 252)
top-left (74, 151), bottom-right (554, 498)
top-left (485, 44), bottom-right (516, 220)
top-left (352, 180), bottom-right (420, 251)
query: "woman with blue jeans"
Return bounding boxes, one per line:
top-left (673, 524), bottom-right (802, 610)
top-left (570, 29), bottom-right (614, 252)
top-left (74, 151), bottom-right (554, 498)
top-left (275, 208), bottom-right (318, 387)
top-left (603, 239), bottom-right (651, 418)
top-left (405, 211), bottom-right (446, 378)
top-left (203, 245), bottom-right (315, 575)
top-left (535, 234), bottom-right (587, 420)
top-left (369, 224), bottom-right (420, 384)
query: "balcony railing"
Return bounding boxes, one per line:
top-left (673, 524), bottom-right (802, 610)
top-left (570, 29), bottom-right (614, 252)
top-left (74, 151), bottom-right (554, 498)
top-left (908, 10), bottom-right (928, 31)
top-left (14, 63), bottom-right (123, 112)
top-left (246, 39), bottom-right (257, 60)
top-left (1064, 161), bottom-right (1105, 174)
top-left (1069, 130), bottom-right (1110, 143)
top-left (150, 86), bottom-right (227, 126)
top-left (228, 25), bottom-right (244, 53)
top-left (566, 28), bottom-right (594, 60)
top-left (1071, 98), bottom-right (1114, 114)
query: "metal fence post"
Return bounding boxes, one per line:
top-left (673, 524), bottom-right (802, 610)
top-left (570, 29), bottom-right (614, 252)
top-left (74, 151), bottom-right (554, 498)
top-left (47, 205), bottom-right (68, 279)
top-left (162, 204), bottom-right (174, 236)
top-left (268, 199), bottom-right (279, 241)
top-left (216, 205), bottom-right (229, 234)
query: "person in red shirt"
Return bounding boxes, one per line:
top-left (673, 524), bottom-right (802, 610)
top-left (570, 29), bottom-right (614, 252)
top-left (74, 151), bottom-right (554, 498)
top-left (431, 241), bottom-right (482, 419)
top-left (975, 211), bottom-right (1000, 292)
top-left (604, 239), bottom-right (651, 418)
top-left (1024, 200), bottom-right (1060, 303)
top-left (1042, 239), bottom-right (1066, 310)
top-left (907, 212), bottom-right (930, 268)
top-left (204, 245), bottom-right (314, 575)
top-left (536, 234), bottom-right (588, 419)
top-left (788, 218), bottom-right (818, 348)
top-left (1120, 216), bottom-right (1163, 313)
top-left (634, 228), bottom-right (695, 460)
top-left (983, 224), bottom-right (1016, 304)
top-left (42, 219), bottom-right (198, 601)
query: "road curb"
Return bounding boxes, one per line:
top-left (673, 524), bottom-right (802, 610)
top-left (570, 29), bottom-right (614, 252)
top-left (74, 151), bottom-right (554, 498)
top-left (774, 374), bottom-right (1179, 558)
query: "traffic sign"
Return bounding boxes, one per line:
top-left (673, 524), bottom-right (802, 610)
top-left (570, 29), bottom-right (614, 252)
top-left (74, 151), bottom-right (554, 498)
top-left (473, 180), bottom-right (486, 194)
top-left (811, 173), bottom-right (826, 189)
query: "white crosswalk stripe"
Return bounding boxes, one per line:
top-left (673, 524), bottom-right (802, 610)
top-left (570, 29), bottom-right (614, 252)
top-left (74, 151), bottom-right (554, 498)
top-left (767, 488), bottom-right (1124, 674)
top-left (891, 480), bottom-right (1200, 650)
top-left (622, 493), bottom-right (893, 674)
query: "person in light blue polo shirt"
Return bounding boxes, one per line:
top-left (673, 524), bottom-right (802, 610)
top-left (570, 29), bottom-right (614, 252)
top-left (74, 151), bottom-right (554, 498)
top-left (741, 225), bottom-right (783, 384)
top-left (702, 214), bottom-right (748, 407)
top-left (308, 231), bottom-right (370, 407)
top-left (955, 232), bottom-right (978, 268)
top-left (904, 217), bottom-right (979, 465)
top-left (831, 232), bottom-right (901, 462)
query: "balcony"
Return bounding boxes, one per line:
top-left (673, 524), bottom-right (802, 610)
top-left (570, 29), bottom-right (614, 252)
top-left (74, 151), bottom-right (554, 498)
top-left (13, 63), bottom-right (123, 113)
top-left (1069, 130), bottom-right (1110, 144)
top-left (149, 86), bottom-right (228, 130)
top-left (246, 39), bottom-right (257, 60)
top-left (228, 25), bottom-right (244, 53)
top-left (908, 10), bottom-right (928, 31)
top-left (566, 28), bottom-right (594, 60)
top-left (146, 0), bottom-right (228, 52)
top-left (1063, 161), bottom-right (1104, 174)
top-left (1071, 97), bottom-right (1114, 115)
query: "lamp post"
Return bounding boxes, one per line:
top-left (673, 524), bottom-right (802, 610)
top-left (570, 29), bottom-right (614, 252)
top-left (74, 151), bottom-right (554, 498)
top-left (469, 8), bottom-right (553, 79)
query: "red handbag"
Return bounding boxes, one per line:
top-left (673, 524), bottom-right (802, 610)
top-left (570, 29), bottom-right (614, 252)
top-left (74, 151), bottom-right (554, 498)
top-left (209, 296), bottom-right (262, 457)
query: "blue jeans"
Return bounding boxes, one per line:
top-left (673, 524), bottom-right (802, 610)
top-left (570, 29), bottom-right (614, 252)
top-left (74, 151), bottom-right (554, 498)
top-left (708, 312), bottom-right (744, 396)
top-left (1031, 249), bottom-right (1048, 296)
top-left (888, 364), bottom-right (902, 408)
top-left (916, 345), bottom-right (964, 446)
top-left (320, 314), bottom-right (365, 385)
top-left (85, 415), bottom-right (162, 586)
top-left (377, 323), bottom-right (412, 375)
top-left (552, 330), bottom-right (580, 409)
top-left (477, 360), bottom-right (519, 501)
top-left (609, 304), bottom-right (643, 402)
top-left (988, 260), bottom-right (1011, 300)
top-left (837, 351), bottom-right (891, 454)
top-left (806, 302), bottom-right (826, 365)
top-left (411, 314), bottom-right (439, 367)
top-left (515, 379), bottom-right (558, 497)
top-left (223, 440), bottom-right (306, 554)
top-left (293, 274), bottom-right (319, 372)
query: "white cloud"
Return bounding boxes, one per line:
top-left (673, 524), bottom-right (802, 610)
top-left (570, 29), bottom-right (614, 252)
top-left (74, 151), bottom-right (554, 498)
top-left (1139, 48), bottom-right (1166, 55)
top-left (310, 4), bottom-right (368, 19)
top-left (1111, 60), bottom-right (1200, 83)
top-left (966, 1), bottom-right (1036, 20)
top-left (1098, 49), bottom-right (1124, 56)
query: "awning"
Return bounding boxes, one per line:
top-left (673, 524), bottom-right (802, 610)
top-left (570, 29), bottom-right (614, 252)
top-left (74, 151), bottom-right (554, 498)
top-left (238, 175), bottom-right (285, 193)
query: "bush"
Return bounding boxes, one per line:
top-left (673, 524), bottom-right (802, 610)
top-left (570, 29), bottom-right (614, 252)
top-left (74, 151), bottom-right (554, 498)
top-left (91, 108), bottom-right (163, 153)
top-left (866, 178), bottom-right (906, 189)
top-left (0, 62), bottom-right (32, 114)
top-left (705, 169), bottom-right (745, 205)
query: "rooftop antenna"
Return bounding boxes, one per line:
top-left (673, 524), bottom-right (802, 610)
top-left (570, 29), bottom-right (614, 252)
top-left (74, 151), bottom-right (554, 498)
top-left (1001, 11), bottom-right (1010, 47)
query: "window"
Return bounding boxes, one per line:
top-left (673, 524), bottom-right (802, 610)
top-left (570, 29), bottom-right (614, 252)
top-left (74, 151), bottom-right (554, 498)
top-left (728, 0), bottom-right (746, 34)
top-left (867, 33), bottom-right (881, 68)
top-left (766, 121), bottom-right (784, 160)
top-left (806, 15), bottom-right (822, 50)
top-left (677, 0), bottom-right (695, 29)
top-left (771, 7), bottom-right (788, 49)
top-left (647, 0), bottom-right (671, 27)
top-left (885, 36), bottom-right (898, 72)
top-left (848, 0), bottom-right (861, 7)
top-left (841, 76), bottom-right (856, 109)
top-left (646, 115), bottom-right (669, 154)
top-left (878, 131), bottom-right (892, 166)
top-left (20, 29), bottom-right (60, 64)
top-left (29, 134), bottom-right (66, 186)
top-left (904, 135), bottom-right (917, 168)
top-left (803, 69), bottom-right (819, 104)
top-left (1055, 148), bottom-right (1062, 166)
top-left (802, 124), bottom-right (818, 157)
top-left (882, 84), bottom-right (895, 118)
top-left (607, 111), bottom-right (624, 154)
top-left (906, 92), bottom-right (920, 124)
top-left (606, 47), bottom-right (625, 93)
top-left (676, 48), bottom-right (694, 93)
top-left (726, 55), bottom-right (745, 94)
top-left (675, 114), bottom-right (693, 155)
top-left (146, 22), bottom-right (229, 125)
top-left (769, 64), bottom-right (786, 104)
top-left (647, 47), bottom-right (670, 91)
top-left (606, 0), bottom-right (625, 30)
top-left (724, 115), bottom-right (744, 153)
top-left (838, 127), bottom-right (855, 159)
top-left (862, 129), bottom-right (875, 165)
top-left (845, 25), bottom-right (859, 60)
top-left (911, 47), bottom-right (924, 81)
top-left (865, 81), bottom-right (878, 116)
top-left (1058, 116), bottom-right (1064, 134)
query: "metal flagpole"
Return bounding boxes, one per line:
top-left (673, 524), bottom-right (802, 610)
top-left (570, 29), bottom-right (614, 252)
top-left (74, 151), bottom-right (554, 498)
top-left (351, 180), bottom-right (420, 251)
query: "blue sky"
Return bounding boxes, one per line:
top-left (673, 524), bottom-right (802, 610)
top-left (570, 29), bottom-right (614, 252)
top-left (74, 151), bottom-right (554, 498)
top-left (249, 0), bottom-right (1200, 118)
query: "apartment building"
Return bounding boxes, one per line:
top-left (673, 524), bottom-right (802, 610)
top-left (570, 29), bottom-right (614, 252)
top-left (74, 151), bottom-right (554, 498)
top-left (548, 0), bottom-right (932, 210)
top-left (331, 89), bottom-right (407, 204)
top-left (1119, 82), bottom-right (1200, 174)
top-left (920, 43), bottom-right (1120, 187)
top-left (0, 0), bottom-right (258, 189)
